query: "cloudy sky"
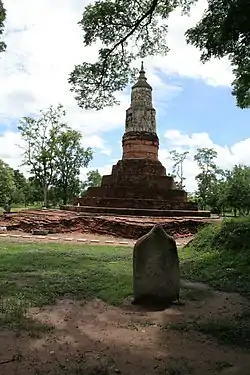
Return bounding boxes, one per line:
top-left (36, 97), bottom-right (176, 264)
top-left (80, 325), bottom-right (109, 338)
top-left (1, 0), bottom-right (250, 192)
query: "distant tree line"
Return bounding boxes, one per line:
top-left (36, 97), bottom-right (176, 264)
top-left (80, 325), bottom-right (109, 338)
top-left (170, 147), bottom-right (250, 216)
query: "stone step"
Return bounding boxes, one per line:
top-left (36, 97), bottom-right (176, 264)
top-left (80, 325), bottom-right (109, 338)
top-left (85, 185), bottom-right (187, 200)
top-left (76, 196), bottom-right (196, 210)
top-left (61, 205), bottom-right (210, 218)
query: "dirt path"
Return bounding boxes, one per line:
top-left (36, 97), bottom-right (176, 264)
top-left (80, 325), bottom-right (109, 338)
top-left (0, 230), bottom-right (192, 246)
top-left (0, 286), bottom-right (249, 375)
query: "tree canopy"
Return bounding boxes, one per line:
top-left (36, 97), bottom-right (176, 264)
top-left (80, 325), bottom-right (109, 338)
top-left (55, 128), bottom-right (93, 204)
top-left (186, 0), bottom-right (250, 109)
top-left (81, 169), bottom-right (102, 195)
top-left (0, 159), bottom-right (15, 209)
top-left (69, 0), bottom-right (250, 110)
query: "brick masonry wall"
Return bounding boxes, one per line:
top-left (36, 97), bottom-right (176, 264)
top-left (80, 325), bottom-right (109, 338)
top-left (82, 185), bottom-right (187, 201)
top-left (122, 131), bottom-right (159, 161)
top-left (76, 196), bottom-right (197, 210)
top-left (100, 159), bottom-right (174, 190)
top-left (123, 138), bottom-right (158, 160)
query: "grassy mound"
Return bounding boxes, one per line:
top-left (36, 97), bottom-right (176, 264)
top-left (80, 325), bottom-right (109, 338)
top-left (180, 217), bottom-right (250, 297)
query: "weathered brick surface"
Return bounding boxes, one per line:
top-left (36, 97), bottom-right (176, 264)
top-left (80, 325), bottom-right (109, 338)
top-left (122, 132), bottom-right (159, 160)
top-left (123, 140), bottom-right (158, 160)
top-left (101, 159), bottom-right (170, 189)
top-left (74, 196), bottom-right (196, 210)
top-left (66, 204), bottom-right (208, 217)
top-left (83, 185), bottom-right (187, 201)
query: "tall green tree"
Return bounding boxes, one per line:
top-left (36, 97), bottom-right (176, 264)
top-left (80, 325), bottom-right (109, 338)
top-left (81, 169), bottom-right (102, 195)
top-left (0, 159), bottom-right (15, 211)
top-left (69, 0), bottom-right (250, 110)
top-left (169, 150), bottom-right (189, 189)
top-left (25, 177), bottom-right (43, 205)
top-left (18, 104), bottom-right (67, 207)
top-left (226, 165), bottom-right (250, 216)
top-left (194, 147), bottom-right (218, 210)
top-left (12, 169), bottom-right (28, 205)
top-left (55, 128), bottom-right (93, 205)
top-left (205, 173), bottom-right (228, 215)
top-left (0, 0), bottom-right (6, 54)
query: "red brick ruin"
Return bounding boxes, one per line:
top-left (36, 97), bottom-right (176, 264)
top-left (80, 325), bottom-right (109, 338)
top-left (64, 63), bottom-right (210, 217)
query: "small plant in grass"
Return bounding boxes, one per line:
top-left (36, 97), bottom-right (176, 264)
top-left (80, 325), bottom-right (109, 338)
top-left (0, 294), bottom-right (30, 323)
top-left (0, 294), bottom-right (53, 336)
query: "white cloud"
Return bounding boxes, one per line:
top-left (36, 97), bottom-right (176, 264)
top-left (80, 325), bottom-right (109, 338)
top-left (0, 131), bottom-right (24, 169)
top-left (81, 135), bottom-right (112, 156)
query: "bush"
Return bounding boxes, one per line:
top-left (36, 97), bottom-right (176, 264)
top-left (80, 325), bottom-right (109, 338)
top-left (180, 217), bottom-right (250, 296)
top-left (190, 216), bottom-right (250, 253)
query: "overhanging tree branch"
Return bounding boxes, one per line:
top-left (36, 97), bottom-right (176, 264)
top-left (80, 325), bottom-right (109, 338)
top-left (97, 0), bottom-right (159, 88)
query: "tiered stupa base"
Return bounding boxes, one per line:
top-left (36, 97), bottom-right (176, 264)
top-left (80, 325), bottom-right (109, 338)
top-left (63, 154), bottom-right (210, 218)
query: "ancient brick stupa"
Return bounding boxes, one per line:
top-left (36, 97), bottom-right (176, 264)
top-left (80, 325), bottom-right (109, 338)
top-left (69, 63), bottom-right (210, 217)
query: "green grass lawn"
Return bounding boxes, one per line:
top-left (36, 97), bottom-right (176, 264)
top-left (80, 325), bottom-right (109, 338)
top-left (0, 242), bottom-right (133, 307)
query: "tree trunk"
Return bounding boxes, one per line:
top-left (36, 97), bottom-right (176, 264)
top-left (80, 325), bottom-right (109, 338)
top-left (43, 182), bottom-right (48, 208)
top-left (233, 208), bottom-right (237, 217)
top-left (63, 188), bottom-right (68, 205)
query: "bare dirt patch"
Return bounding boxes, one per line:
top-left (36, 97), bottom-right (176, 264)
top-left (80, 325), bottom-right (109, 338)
top-left (0, 288), bottom-right (249, 375)
top-left (0, 209), bottom-right (217, 240)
